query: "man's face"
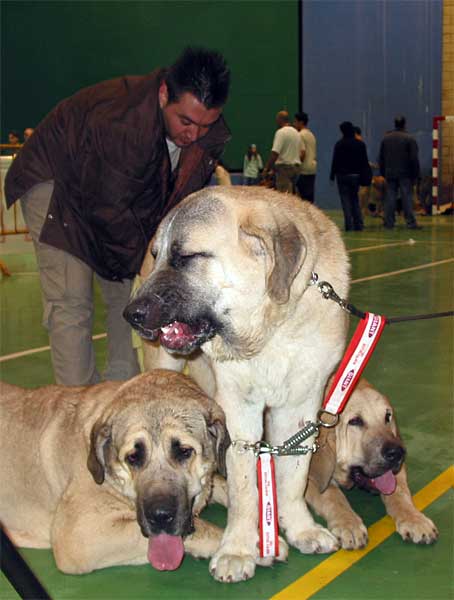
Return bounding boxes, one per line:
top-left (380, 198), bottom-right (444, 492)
top-left (159, 82), bottom-right (222, 148)
top-left (293, 119), bottom-right (303, 131)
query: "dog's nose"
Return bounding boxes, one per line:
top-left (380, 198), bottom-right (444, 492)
top-left (382, 443), bottom-right (405, 465)
top-left (148, 507), bottom-right (175, 530)
top-left (145, 497), bottom-right (178, 533)
top-left (123, 299), bottom-right (148, 326)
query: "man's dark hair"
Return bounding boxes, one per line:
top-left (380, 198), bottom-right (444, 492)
top-left (353, 126), bottom-right (362, 136)
top-left (165, 47), bottom-right (230, 109)
top-left (294, 111), bottom-right (309, 125)
top-left (394, 115), bottom-right (406, 130)
top-left (340, 121), bottom-right (355, 138)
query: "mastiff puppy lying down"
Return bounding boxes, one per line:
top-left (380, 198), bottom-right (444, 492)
top-left (124, 186), bottom-right (351, 582)
top-left (306, 379), bottom-right (438, 548)
top-left (0, 370), bottom-right (229, 574)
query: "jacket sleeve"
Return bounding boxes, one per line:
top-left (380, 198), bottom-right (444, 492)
top-left (408, 138), bottom-right (420, 180)
top-left (362, 142), bottom-right (370, 171)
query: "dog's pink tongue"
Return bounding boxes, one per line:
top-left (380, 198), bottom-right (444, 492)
top-left (370, 470), bottom-right (397, 495)
top-left (148, 534), bottom-right (184, 571)
top-left (160, 322), bottom-right (195, 350)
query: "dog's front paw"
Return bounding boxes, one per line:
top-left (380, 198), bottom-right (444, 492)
top-left (209, 551), bottom-right (256, 583)
top-left (255, 535), bottom-right (289, 567)
top-left (396, 512), bottom-right (439, 544)
top-left (330, 517), bottom-right (368, 550)
top-left (287, 524), bottom-right (339, 554)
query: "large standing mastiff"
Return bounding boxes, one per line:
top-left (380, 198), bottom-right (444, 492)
top-left (0, 370), bottom-right (228, 573)
top-left (124, 186), bottom-right (351, 582)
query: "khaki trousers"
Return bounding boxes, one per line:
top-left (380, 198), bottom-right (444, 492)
top-left (20, 181), bottom-right (140, 385)
top-left (275, 164), bottom-right (301, 193)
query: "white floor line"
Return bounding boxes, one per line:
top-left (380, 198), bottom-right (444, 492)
top-left (0, 333), bottom-right (107, 362)
top-left (352, 258), bottom-right (454, 283)
top-left (1, 259), bottom-right (453, 363)
top-left (348, 240), bottom-right (416, 253)
top-left (345, 235), bottom-right (453, 246)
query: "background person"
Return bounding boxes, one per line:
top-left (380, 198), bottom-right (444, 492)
top-left (8, 131), bottom-right (21, 145)
top-left (2, 131), bottom-right (21, 155)
top-left (354, 125), bottom-right (379, 216)
top-left (330, 121), bottom-right (371, 231)
top-left (262, 110), bottom-right (302, 193)
top-left (242, 143), bottom-right (263, 185)
top-left (4, 47), bottom-right (231, 386)
top-left (293, 111), bottom-right (317, 202)
top-left (23, 127), bottom-right (35, 141)
top-left (379, 115), bottom-right (421, 230)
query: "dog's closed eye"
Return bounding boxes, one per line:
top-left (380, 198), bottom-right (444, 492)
top-left (170, 251), bottom-right (212, 269)
top-left (348, 416), bottom-right (365, 427)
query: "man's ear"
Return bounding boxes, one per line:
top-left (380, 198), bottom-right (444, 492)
top-left (87, 419), bottom-right (112, 485)
top-left (159, 82), bottom-right (168, 109)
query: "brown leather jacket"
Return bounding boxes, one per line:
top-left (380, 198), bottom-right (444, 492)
top-left (5, 69), bottom-right (231, 280)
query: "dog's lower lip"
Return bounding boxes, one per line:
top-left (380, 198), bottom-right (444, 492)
top-left (158, 319), bottom-right (216, 352)
top-left (133, 324), bottom-right (159, 341)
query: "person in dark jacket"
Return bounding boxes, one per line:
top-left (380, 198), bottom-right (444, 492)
top-left (330, 121), bottom-right (371, 231)
top-left (378, 116), bottom-right (421, 229)
top-left (5, 47), bottom-right (231, 386)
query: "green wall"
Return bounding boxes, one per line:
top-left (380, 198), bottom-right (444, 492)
top-left (1, 0), bottom-right (299, 170)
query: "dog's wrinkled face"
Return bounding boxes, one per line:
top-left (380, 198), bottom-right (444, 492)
top-left (334, 380), bottom-right (406, 494)
top-left (123, 187), bottom-right (306, 360)
top-left (86, 370), bottom-right (228, 569)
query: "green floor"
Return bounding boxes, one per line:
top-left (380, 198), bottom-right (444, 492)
top-left (0, 211), bottom-right (453, 600)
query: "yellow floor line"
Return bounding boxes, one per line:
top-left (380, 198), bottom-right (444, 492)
top-left (270, 465), bottom-right (454, 600)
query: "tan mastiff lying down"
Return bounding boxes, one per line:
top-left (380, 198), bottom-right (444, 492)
top-left (124, 186), bottom-right (350, 582)
top-left (0, 370), bottom-right (229, 574)
top-left (306, 379), bottom-right (438, 548)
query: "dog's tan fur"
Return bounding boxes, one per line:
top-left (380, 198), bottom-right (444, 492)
top-left (126, 186), bottom-right (351, 581)
top-left (306, 379), bottom-right (438, 548)
top-left (0, 370), bottom-right (229, 574)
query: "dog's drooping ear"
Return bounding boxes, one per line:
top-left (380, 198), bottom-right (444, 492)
top-left (207, 405), bottom-right (231, 478)
top-left (308, 426), bottom-right (336, 493)
top-left (240, 218), bottom-right (306, 304)
top-left (87, 420), bottom-right (112, 485)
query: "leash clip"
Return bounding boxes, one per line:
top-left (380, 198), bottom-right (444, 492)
top-left (310, 271), bottom-right (360, 316)
top-left (317, 409), bottom-right (339, 428)
top-left (254, 441), bottom-right (279, 456)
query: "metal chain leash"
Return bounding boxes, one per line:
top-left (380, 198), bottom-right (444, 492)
top-left (231, 411), bottom-right (339, 457)
top-left (309, 271), bottom-right (454, 323)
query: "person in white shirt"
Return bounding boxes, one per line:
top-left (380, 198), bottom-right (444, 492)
top-left (294, 112), bottom-right (317, 202)
top-left (263, 111), bottom-right (302, 193)
top-left (242, 144), bottom-right (263, 185)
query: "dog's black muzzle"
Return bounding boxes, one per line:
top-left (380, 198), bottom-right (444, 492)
top-left (138, 493), bottom-right (194, 538)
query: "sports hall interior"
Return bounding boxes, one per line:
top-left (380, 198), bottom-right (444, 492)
top-left (1, 1), bottom-right (452, 599)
